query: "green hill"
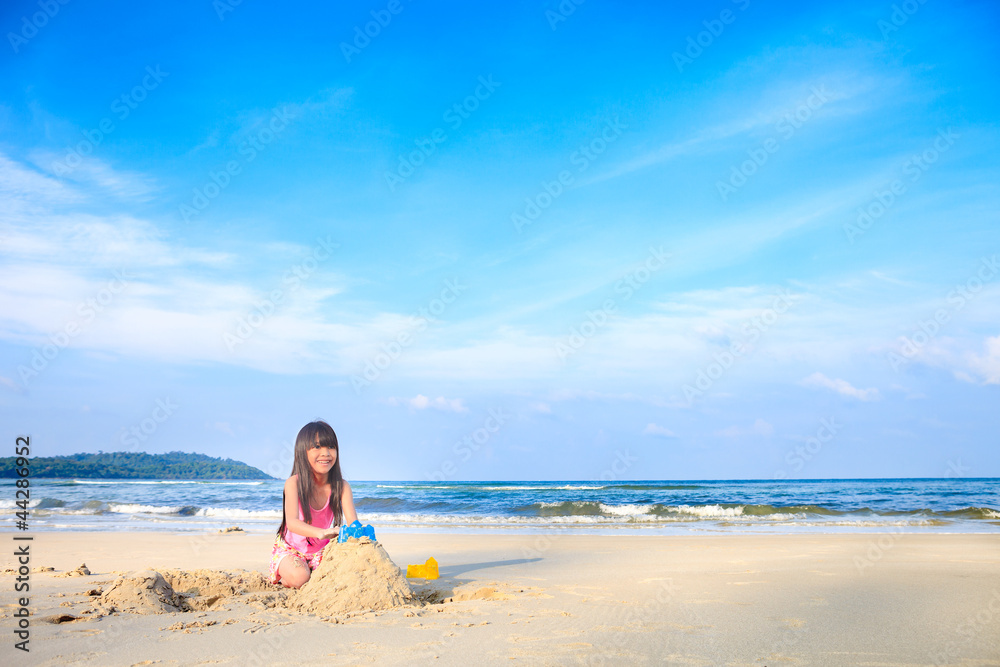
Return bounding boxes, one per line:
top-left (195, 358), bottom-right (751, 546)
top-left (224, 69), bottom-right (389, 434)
top-left (1, 451), bottom-right (273, 480)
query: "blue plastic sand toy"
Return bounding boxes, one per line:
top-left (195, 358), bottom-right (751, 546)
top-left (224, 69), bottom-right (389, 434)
top-left (338, 520), bottom-right (377, 543)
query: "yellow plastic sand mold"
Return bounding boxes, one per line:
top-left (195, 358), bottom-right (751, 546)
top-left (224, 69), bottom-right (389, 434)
top-left (406, 556), bottom-right (439, 580)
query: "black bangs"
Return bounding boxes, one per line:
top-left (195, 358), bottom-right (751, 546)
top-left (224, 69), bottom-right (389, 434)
top-left (315, 426), bottom-right (338, 450)
top-left (301, 420), bottom-right (338, 451)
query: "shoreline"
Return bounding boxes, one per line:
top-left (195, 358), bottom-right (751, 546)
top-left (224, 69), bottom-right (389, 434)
top-left (10, 477), bottom-right (999, 538)
top-left (15, 521), bottom-right (1000, 536)
top-left (6, 531), bottom-right (999, 665)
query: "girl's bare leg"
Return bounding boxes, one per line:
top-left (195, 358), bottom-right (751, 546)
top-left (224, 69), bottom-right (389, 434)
top-left (277, 555), bottom-right (311, 589)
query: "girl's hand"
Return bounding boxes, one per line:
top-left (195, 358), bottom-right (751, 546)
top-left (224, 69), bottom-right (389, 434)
top-left (318, 527), bottom-right (339, 541)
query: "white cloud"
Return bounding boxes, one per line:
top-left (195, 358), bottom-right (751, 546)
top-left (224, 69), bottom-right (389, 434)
top-left (29, 151), bottom-right (156, 201)
top-left (884, 329), bottom-right (1000, 388)
top-left (210, 421), bottom-right (235, 436)
top-left (0, 152), bottom-right (81, 214)
top-left (716, 418), bottom-right (773, 437)
top-left (968, 335), bottom-right (1000, 385)
top-left (585, 59), bottom-right (877, 186)
top-left (385, 395), bottom-right (468, 413)
top-left (642, 423), bottom-right (677, 438)
top-left (546, 390), bottom-right (688, 409)
top-left (869, 270), bottom-right (916, 287)
top-left (801, 372), bottom-right (880, 401)
top-left (200, 87), bottom-right (353, 153)
top-left (3, 147), bottom-right (998, 394)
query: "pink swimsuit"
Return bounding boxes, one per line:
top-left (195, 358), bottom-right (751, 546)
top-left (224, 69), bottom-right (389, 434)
top-left (269, 494), bottom-right (335, 584)
top-left (284, 496), bottom-right (334, 557)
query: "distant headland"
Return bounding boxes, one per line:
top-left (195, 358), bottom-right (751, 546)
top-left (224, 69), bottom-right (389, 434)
top-left (0, 451), bottom-right (272, 480)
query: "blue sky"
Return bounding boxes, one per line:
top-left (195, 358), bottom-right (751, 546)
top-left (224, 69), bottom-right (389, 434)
top-left (1, 0), bottom-right (998, 480)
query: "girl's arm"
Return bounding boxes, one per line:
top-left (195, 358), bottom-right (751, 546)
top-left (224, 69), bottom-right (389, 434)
top-left (283, 477), bottom-right (337, 540)
top-left (341, 480), bottom-right (359, 525)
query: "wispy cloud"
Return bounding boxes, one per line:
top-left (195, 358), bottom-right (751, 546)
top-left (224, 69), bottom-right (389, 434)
top-left (1, 147), bottom-right (996, 395)
top-left (967, 335), bottom-right (1000, 385)
top-left (642, 423), bottom-right (677, 438)
top-left (198, 87), bottom-right (354, 153)
top-left (209, 421), bottom-right (235, 437)
top-left (28, 151), bottom-right (157, 201)
top-left (584, 57), bottom-right (881, 187)
top-left (801, 372), bottom-right (880, 401)
top-left (716, 418), bottom-right (774, 437)
top-left (0, 152), bottom-right (80, 212)
top-left (384, 395), bottom-right (468, 413)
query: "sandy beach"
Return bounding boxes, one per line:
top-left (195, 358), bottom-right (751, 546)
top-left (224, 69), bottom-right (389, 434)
top-left (2, 531), bottom-right (998, 666)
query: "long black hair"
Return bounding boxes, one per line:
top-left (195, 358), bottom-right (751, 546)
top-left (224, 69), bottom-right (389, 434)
top-left (276, 420), bottom-right (344, 538)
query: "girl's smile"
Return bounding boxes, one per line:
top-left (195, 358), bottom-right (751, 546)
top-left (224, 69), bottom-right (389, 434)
top-left (308, 444), bottom-right (337, 472)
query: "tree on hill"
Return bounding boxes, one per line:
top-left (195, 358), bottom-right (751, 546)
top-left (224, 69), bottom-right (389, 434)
top-left (0, 451), bottom-right (273, 480)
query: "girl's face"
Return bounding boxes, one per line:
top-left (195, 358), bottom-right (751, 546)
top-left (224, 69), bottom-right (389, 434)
top-left (306, 437), bottom-right (337, 477)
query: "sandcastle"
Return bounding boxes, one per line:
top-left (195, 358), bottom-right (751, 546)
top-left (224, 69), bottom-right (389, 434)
top-left (288, 537), bottom-right (415, 615)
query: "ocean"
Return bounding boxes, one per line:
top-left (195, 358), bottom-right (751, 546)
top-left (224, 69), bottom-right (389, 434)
top-left (4, 478), bottom-right (999, 535)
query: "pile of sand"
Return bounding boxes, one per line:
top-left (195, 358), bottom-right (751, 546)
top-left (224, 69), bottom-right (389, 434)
top-left (55, 563), bottom-right (90, 577)
top-left (160, 568), bottom-right (273, 610)
top-left (94, 570), bottom-right (184, 614)
top-left (89, 539), bottom-right (414, 617)
top-left (161, 568), bottom-right (271, 598)
top-left (93, 568), bottom-right (274, 614)
top-left (288, 537), bottom-right (415, 615)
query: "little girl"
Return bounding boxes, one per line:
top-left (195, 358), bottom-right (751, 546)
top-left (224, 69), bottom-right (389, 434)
top-left (269, 420), bottom-right (358, 588)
